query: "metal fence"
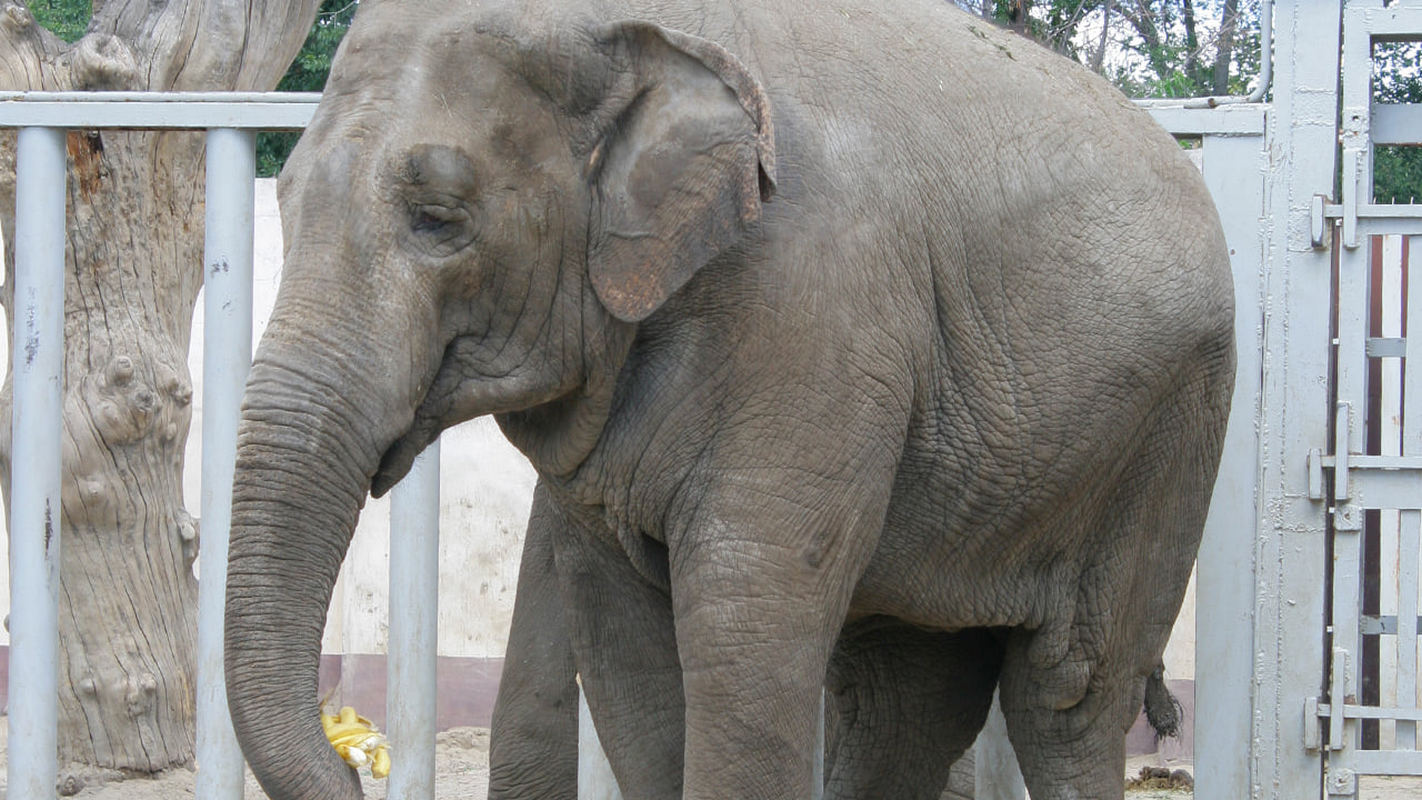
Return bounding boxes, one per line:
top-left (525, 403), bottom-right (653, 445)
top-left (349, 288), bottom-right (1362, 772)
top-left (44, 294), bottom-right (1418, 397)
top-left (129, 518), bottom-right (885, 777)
top-left (0, 92), bottom-right (443, 800)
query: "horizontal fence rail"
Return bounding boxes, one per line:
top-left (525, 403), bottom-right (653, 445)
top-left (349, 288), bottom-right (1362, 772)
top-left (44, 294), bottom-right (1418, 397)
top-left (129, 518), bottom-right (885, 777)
top-left (0, 91), bottom-right (320, 129)
top-left (1, 90), bottom-right (1264, 800)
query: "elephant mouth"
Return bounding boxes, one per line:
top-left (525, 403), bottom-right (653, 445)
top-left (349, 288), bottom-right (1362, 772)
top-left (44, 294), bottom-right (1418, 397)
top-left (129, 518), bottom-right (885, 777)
top-left (370, 409), bottom-right (440, 498)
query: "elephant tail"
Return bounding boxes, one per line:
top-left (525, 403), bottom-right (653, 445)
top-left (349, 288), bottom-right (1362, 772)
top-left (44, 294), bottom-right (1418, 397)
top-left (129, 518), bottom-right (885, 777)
top-left (1143, 665), bottom-right (1182, 740)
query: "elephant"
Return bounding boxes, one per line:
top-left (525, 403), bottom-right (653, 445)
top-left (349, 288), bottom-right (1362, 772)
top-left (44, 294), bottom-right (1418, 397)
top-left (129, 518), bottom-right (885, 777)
top-left (221, 0), bottom-right (1235, 797)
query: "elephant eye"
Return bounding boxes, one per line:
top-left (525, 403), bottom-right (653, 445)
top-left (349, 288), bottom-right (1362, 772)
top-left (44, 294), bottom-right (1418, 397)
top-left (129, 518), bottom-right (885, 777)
top-left (406, 202), bottom-right (476, 257)
top-left (411, 203), bottom-right (466, 232)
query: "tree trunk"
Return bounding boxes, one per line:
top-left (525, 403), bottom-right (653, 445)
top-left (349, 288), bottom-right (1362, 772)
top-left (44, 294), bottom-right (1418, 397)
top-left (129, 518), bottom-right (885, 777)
top-left (1181, 0), bottom-right (1203, 93)
top-left (1212, 0), bottom-right (1240, 95)
top-left (1091, 0), bottom-right (1114, 73)
top-left (0, 0), bottom-right (319, 774)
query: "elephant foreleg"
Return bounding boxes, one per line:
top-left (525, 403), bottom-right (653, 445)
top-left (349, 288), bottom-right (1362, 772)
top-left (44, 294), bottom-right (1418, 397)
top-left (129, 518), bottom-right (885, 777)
top-left (550, 496), bottom-right (686, 800)
top-left (489, 483), bottom-right (579, 800)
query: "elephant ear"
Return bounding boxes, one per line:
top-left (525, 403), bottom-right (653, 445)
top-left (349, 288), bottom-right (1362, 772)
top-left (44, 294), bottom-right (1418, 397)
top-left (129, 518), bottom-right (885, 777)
top-left (586, 21), bottom-right (777, 323)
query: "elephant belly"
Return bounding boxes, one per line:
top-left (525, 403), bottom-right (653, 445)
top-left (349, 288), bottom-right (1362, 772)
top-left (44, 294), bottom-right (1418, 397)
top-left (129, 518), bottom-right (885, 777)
top-left (847, 406), bottom-right (1134, 633)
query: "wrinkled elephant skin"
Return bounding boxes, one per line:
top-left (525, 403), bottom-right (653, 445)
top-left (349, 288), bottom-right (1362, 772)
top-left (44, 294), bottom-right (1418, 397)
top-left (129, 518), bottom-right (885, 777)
top-left (222, 1), bottom-right (1235, 799)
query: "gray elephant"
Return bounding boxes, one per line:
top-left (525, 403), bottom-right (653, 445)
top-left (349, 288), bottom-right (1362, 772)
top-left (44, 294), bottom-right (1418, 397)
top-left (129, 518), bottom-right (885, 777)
top-left (222, 0), bottom-right (1235, 798)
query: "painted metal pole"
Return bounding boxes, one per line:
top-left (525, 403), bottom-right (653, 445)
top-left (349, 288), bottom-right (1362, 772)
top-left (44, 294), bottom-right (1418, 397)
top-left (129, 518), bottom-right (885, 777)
top-left (813, 691), bottom-right (824, 800)
top-left (974, 692), bottom-right (1026, 800)
top-left (195, 127), bottom-right (256, 800)
top-left (8, 125), bottom-right (67, 800)
top-left (1194, 131), bottom-right (1266, 800)
top-left (388, 440), bottom-right (442, 799)
top-left (576, 685), bottom-right (825, 798)
top-left (578, 685), bottom-right (624, 800)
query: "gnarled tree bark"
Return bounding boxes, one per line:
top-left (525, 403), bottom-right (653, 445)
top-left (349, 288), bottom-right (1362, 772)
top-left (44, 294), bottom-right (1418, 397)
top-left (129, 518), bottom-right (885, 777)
top-left (0, 0), bottom-right (319, 774)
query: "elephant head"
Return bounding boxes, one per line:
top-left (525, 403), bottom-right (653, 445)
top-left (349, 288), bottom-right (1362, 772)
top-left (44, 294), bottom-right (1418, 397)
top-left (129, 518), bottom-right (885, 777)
top-left (223, 4), bottom-right (775, 798)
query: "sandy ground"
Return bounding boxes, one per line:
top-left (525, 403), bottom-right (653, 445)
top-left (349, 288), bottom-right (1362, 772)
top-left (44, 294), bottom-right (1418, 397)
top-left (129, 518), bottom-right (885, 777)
top-left (4, 720), bottom-right (1422, 799)
top-left (0, 721), bottom-right (489, 799)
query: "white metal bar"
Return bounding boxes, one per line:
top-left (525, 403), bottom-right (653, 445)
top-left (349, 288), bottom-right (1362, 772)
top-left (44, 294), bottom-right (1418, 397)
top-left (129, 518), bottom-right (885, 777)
top-left (0, 91), bottom-right (319, 129)
top-left (1194, 130), bottom-right (1266, 796)
top-left (1373, 104), bottom-right (1422, 146)
top-left (1330, 468), bottom-right (1422, 510)
top-left (813, 691), bottom-right (824, 800)
top-left (1381, 235), bottom-right (1405, 749)
top-left (1337, 242), bottom-right (1369, 489)
top-left (1398, 510), bottom-right (1419, 749)
top-left (7, 125), bottom-right (67, 800)
top-left (974, 692), bottom-right (1026, 800)
top-left (1355, 5), bottom-right (1422, 41)
top-left (388, 440), bottom-right (442, 800)
top-left (1318, 701), bottom-right (1422, 723)
top-left (0, 90), bottom-right (320, 102)
top-left (578, 685), bottom-right (624, 800)
top-left (1332, 748), bottom-right (1422, 775)
top-left (195, 128), bottom-right (257, 800)
top-left (1145, 104), bottom-right (1267, 137)
top-left (1331, 8), bottom-right (1372, 769)
top-left (1407, 238), bottom-right (1422, 458)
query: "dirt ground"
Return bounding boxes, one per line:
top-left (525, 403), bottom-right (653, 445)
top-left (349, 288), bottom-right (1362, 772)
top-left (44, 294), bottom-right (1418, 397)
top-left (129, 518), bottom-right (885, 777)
top-left (0, 721), bottom-right (489, 799)
top-left (4, 719), bottom-right (1422, 799)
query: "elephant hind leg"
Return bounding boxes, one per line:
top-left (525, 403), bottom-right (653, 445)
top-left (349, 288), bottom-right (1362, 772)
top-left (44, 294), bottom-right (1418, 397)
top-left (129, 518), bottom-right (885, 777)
top-left (998, 365), bottom-right (1227, 800)
top-left (824, 620), bottom-right (1003, 800)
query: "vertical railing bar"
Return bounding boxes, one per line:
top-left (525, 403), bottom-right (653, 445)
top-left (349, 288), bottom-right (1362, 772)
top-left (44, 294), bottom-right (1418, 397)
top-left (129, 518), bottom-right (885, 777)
top-left (1332, 235), bottom-right (1371, 764)
top-left (1405, 236), bottom-right (1422, 456)
top-left (974, 691), bottom-right (1027, 800)
top-left (8, 125), bottom-right (68, 800)
top-left (1338, 241), bottom-right (1369, 488)
top-left (1382, 235), bottom-right (1405, 750)
top-left (813, 691), bottom-right (824, 800)
top-left (195, 127), bottom-right (256, 800)
top-left (578, 684), bottom-right (624, 800)
top-left (388, 440), bottom-right (441, 799)
top-left (1397, 509), bottom-right (1419, 750)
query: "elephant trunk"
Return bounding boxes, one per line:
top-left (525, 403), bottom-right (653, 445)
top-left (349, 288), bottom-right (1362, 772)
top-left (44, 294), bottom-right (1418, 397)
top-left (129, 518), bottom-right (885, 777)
top-left (224, 339), bottom-right (404, 800)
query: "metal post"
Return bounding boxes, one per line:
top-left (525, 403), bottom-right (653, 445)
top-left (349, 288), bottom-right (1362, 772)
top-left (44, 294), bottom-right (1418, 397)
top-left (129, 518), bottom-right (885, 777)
top-left (1253, 1), bottom-right (1343, 796)
top-left (813, 691), bottom-right (824, 800)
top-left (388, 441), bottom-right (441, 799)
top-left (577, 685), bottom-right (825, 799)
top-left (1194, 131), bottom-right (1266, 799)
top-left (196, 127), bottom-right (256, 800)
top-left (974, 692), bottom-right (1026, 800)
top-left (8, 125), bottom-right (67, 800)
top-left (578, 686), bottom-right (624, 800)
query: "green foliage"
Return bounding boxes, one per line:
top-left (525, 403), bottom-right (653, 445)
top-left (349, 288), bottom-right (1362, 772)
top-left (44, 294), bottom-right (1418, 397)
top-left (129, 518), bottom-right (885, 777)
top-left (256, 0), bottom-right (357, 177)
top-left (28, 0), bottom-right (91, 43)
top-left (1372, 42), bottom-right (1422, 203)
top-left (954, 1), bottom-right (1263, 100)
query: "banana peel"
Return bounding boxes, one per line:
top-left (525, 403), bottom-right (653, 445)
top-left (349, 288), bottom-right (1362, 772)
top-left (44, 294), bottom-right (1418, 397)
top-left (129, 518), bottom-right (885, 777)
top-left (321, 705), bottom-right (391, 779)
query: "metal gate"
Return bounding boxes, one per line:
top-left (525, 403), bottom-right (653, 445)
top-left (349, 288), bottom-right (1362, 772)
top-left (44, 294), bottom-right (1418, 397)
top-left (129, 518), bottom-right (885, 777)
top-left (1299, 1), bottom-right (1422, 797)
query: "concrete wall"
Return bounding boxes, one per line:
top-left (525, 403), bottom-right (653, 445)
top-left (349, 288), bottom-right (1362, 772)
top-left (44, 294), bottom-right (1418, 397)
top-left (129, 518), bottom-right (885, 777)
top-left (0, 178), bottom-right (1197, 733)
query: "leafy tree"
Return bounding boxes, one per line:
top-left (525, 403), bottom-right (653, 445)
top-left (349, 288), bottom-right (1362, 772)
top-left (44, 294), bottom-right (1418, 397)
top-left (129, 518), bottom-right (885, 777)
top-left (952, 0), bottom-right (1263, 100)
top-left (257, 0), bottom-right (357, 176)
top-left (25, 0), bottom-right (89, 43)
top-left (1372, 42), bottom-right (1422, 204)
